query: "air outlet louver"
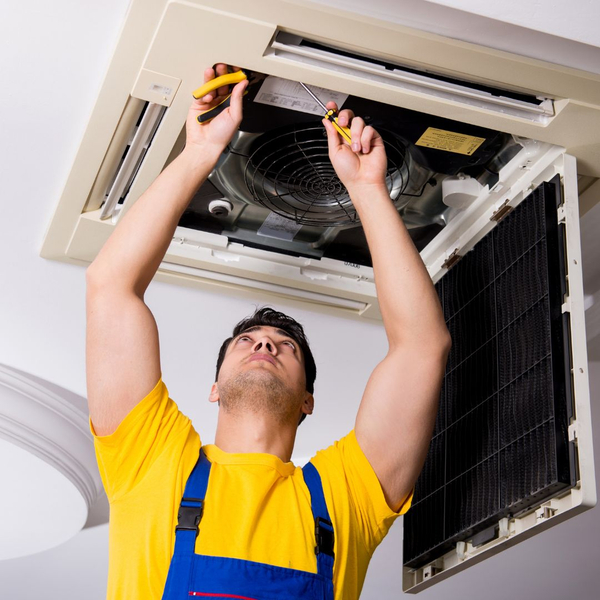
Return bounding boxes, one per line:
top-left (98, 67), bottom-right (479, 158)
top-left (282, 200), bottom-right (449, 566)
top-left (267, 31), bottom-right (555, 124)
top-left (403, 176), bottom-right (574, 569)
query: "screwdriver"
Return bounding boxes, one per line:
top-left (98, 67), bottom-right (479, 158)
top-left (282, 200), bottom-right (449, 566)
top-left (299, 82), bottom-right (352, 145)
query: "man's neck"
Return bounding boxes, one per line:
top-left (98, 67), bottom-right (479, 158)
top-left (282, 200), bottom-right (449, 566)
top-left (213, 410), bottom-right (298, 463)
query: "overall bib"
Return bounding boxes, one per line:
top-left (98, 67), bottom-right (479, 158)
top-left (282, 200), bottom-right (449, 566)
top-left (162, 448), bottom-right (335, 600)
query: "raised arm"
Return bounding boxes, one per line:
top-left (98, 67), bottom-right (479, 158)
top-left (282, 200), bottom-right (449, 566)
top-left (323, 107), bottom-right (451, 511)
top-left (86, 65), bottom-right (248, 436)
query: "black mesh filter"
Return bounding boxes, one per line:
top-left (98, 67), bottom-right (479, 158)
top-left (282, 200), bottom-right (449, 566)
top-left (403, 176), bottom-right (574, 568)
top-left (244, 124), bottom-right (409, 227)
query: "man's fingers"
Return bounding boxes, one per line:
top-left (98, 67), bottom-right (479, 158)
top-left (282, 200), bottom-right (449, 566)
top-left (325, 101), bottom-right (354, 127)
top-left (215, 63), bottom-right (229, 98)
top-left (323, 118), bottom-right (342, 154)
top-left (336, 109), bottom-right (354, 128)
top-left (360, 125), bottom-right (378, 154)
top-left (228, 78), bottom-right (248, 123)
top-left (322, 101), bottom-right (383, 154)
top-left (199, 67), bottom-right (216, 103)
top-left (350, 117), bottom-right (365, 153)
top-left (204, 66), bottom-right (215, 83)
top-left (197, 64), bottom-right (242, 106)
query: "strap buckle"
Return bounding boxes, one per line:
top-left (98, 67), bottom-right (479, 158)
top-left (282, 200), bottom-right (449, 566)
top-left (315, 516), bottom-right (335, 557)
top-left (175, 497), bottom-right (204, 537)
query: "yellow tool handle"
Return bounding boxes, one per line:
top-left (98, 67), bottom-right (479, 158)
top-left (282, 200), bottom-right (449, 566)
top-left (325, 109), bottom-right (352, 145)
top-left (192, 70), bottom-right (247, 99)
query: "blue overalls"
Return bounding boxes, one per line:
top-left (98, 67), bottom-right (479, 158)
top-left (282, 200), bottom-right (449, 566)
top-left (162, 448), bottom-right (335, 600)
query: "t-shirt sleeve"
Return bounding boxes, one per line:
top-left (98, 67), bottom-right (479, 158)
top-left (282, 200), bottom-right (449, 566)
top-left (310, 429), bottom-right (413, 553)
top-left (90, 377), bottom-right (197, 502)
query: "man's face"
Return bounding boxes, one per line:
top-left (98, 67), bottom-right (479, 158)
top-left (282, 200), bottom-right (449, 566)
top-left (212, 326), bottom-right (311, 423)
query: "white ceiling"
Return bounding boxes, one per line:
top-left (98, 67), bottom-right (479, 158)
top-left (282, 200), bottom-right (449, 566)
top-left (0, 0), bottom-right (599, 598)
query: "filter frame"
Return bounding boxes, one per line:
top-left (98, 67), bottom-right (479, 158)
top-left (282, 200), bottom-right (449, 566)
top-left (403, 175), bottom-right (574, 569)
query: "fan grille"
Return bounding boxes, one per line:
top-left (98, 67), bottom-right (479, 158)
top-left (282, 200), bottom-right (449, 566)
top-left (244, 124), bottom-right (409, 227)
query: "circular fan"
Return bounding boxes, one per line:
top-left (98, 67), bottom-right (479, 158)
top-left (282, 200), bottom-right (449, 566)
top-left (244, 124), bottom-right (410, 227)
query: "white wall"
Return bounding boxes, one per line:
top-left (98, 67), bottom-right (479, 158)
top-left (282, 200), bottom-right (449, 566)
top-left (424, 0), bottom-right (600, 46)
top-left (314, 0), bottom-right (600, 73)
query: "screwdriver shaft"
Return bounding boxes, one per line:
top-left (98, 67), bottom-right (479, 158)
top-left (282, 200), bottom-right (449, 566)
top-left (299, 82), bottom-right (329, 112)
top-left (299, 82), bottom-right (352, 145)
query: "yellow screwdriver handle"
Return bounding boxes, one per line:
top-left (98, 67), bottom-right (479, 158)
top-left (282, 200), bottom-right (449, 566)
top-left (332, 119), bottom-right (352, 145)
top-left (325, 109), bottom-right (352, 145)
top-left (192, 70), bottom-right (247, 99)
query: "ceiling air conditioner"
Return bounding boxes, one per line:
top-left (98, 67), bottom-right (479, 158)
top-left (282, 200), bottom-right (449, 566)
top-left (40, 0), bottom-right (597, 592)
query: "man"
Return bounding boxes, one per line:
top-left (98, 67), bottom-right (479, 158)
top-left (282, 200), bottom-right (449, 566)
top-left (86, 64), bottom-right (451, 599)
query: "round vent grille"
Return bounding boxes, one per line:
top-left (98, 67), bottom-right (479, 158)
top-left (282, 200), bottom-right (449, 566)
top-left (244, 124), bottom-right (410, 227)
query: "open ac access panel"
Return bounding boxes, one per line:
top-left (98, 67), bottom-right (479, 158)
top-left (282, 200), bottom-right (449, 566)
top-left (41, 0), bottom-right (597, 593)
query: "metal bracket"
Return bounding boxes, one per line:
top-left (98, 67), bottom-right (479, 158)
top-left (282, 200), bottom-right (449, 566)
top-left (536, 506), bottom-right (556, 520)
top-left (442, 248), bottom-right (462, 270)
top-left (568, 423), bottom-right (578, 442)
top-left (490, 198), bottom-right (514, 222)
top-left (498, 517), bottom-right (510, 539)
top-left (536, 501), bottom-right (558, 521)
top-left (422, 559), bottom-right (444, 580)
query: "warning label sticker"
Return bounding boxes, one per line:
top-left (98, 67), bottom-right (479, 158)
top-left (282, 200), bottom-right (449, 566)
top-left (254, 76), bottom-right (348, 116)
top-left (257, 212), bottom-right (303, 241)
top-left (415, 127), bottom-right (486, 156)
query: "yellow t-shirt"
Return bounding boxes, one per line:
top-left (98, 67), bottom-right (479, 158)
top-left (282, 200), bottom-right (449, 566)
top-left (92, 378), bottom-right (412, 599)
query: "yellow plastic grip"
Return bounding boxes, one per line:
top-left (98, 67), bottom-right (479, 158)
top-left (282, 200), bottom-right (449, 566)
top-left (192, 70), bottom-right (247, 99)
top-left (325, 110), bottom-right (352, 145)
top-left (332, 119), bottom-right (352, 145)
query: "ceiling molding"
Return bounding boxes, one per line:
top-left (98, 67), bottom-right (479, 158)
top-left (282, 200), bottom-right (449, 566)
top-left (0, 364), bottom-right (102, 508)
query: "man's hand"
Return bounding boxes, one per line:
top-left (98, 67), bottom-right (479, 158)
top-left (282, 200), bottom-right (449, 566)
top-left (322, 102), bottom-right (387, 192)
top-left (185, 63), bottom-right (248, 154)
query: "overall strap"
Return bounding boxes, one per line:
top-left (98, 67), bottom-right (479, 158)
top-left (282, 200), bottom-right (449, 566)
top-left (302, 461), bottom-right (335, 582)
top-left (163, 447), bottom-right (211, 599)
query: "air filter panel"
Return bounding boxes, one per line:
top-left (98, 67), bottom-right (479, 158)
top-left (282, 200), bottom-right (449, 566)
top-left (403, 175), bottom-right (574, 570)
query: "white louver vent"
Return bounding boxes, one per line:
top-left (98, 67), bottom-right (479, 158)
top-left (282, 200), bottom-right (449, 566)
top-left (100, 102), bottom-right (166, 220)
top-left (267, 32), bottom-right (555, 123)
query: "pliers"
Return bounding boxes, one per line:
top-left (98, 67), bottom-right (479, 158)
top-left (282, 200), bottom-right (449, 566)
top-left (192, 70), bottom-right (248, 124)
top-left (192, 71), bottom-right (352, 147)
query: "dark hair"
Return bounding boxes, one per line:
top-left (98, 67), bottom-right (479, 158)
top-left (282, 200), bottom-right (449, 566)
top-left (215, 307), bottom-right (316, 425)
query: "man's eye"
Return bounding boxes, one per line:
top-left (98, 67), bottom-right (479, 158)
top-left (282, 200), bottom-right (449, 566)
top-left (283, 340), bottom-right (296, 350)
top-left (237, 336), bottom-right (251, 343)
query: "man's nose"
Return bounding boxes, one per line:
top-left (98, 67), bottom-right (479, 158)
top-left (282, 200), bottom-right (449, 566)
top-left (252, 337), bottom-right (277, 355)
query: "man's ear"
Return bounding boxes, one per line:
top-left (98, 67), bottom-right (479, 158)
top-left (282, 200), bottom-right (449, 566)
top-left (302, 392), bottom-right (314, 416)
top-left (209, 383), bottom-right (220, 405)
